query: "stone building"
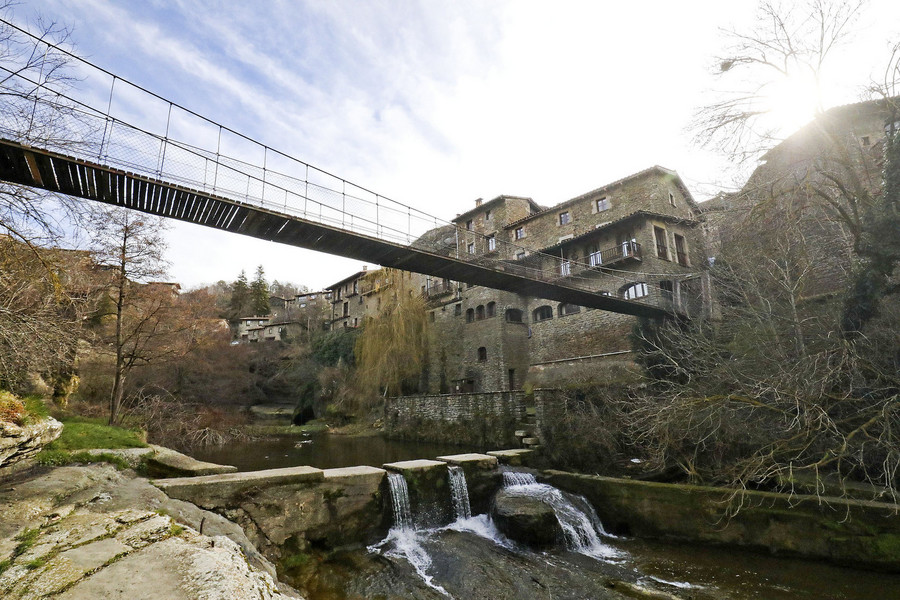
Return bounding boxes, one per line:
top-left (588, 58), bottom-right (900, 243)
top-left (701, 98), bottom-right (897, 298)
top-left (328, 165), bottom-right (709, 392)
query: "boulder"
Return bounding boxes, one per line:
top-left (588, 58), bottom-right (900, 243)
top-left (491, 489), bottom-right (561, 548)
top-left (0, 416), bottom-right (62, 471)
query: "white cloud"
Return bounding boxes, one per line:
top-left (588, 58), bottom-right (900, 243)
top-left (15, 0), bottom-right (900, 290)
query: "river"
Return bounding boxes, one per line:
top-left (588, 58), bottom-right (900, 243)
top-left (191, 434), bottom-right (900, 599)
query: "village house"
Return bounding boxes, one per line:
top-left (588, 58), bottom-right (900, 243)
top-left (328, 165), bottom-right (709, 392)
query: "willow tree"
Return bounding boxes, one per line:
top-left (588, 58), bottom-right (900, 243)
top-left (354, 269), bottom-right (428, 399)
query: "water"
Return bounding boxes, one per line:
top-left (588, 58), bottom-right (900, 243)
top-left (447, 466), bottom-right (472, 521)
top-left (501, 468), bottom-right (618, 559)
top-left (190, 432), bottom-right (481, 471)
top-left (296, 466), bottom-right (900, 600)
top-left (387, 473), bottom-right (413, 530)
top-left (376, 471), bottom-right (451, 597)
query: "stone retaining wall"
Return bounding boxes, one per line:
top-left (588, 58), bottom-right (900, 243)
top-left (545, 470), bottom-right (900, 572)
top-left (384, 391), bottom-right (526, 447)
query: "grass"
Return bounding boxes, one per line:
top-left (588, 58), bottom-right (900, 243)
top-left (13, 528), bottom-right (41, 557)
top-left (35, 450), bottom-right (132, 470)
top-left (22, 396), bottom-right (50, 420)
top-left (47, 416), bottom-right (146, 451)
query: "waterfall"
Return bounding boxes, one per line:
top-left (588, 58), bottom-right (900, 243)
top-left (501, 469), bottom-right (618, 559)
top-left (387, 472), bottom-right (413, 530)
top-left (380, 472), bottom-right (452, 598)
top-left (447, 466), bottom-right (472, 521)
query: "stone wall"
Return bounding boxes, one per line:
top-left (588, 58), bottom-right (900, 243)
top-left (546, 470), bottom-right (900, 572)
top-left (384, 391), bottom-right (527, 447)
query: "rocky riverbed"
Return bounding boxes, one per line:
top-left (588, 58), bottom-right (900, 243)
top-left (0, 464), bottom-right (303, 599)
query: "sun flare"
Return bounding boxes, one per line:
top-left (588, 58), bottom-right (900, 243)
top-left (762, 71), bottom-right (821, 136)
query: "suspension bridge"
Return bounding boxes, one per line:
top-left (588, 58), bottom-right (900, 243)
top-left (0, 20), bottom-right (698, 318)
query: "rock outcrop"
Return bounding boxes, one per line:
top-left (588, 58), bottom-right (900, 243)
top-left (0, 417), bottom-right (62, 470)
top-left (490, 489), bottom-right (561, 548)
top-left (0, 464), bottom-right (303, 599)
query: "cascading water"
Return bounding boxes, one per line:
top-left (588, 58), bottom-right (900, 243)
top-left (501, 469), bottom-right (619, 560)
top-left (447, 466), bottom-right (472, 521)
top-left (387, 472), bottom-right (413, 530)
top-left (376, 472), bottom-right (452, 598)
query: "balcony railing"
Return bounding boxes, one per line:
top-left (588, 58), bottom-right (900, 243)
top-left (423, 280), bottom-right (455, 298)
top-left (586, 241), bottom-right (642, 268)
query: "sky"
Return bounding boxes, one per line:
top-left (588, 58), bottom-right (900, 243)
top-left (9, 0), bottom-right (900, 291)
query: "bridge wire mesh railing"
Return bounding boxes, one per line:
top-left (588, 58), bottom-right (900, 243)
top-left (0, 19), bottom-right (699, 312)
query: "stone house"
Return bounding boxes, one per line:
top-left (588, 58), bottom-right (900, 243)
top-left (329, 165), bottom-right (709, 393)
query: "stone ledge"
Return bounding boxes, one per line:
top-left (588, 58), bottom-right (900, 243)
top-left (146, 445), bottom-right (237, 478)
top-left (382, 459), bottom-right (446, 473)
top-left (487, 448), bottom-right (535, 466)
top-left (153, 465), bottom-right (325, 508)
top-left (436, 453), bottom-right (498, 469)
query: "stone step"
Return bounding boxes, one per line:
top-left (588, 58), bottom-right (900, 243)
top-left (521, 437), bottom-right (541, 447)
top-left (486, 449), bottom-right (534, 466)
top-left (514, 430), bottom-right (531, 438)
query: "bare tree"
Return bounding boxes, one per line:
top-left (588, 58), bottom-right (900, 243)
top-left (694, 0), bottom-right (866, 164)
top-left (88, 207), bottom-right (172, 424)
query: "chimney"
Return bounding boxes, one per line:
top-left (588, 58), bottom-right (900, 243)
top-left (362, 265), bottom-right (367, 271)
top-left (475, 198), bottom-right (483, 207)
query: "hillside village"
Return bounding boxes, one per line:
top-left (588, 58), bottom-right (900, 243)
top-left (238, 98), bottom-right (895, 398)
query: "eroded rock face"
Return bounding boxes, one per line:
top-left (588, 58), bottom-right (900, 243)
top-left (491, 489), bottom-right (561, 548)
top-left (0, 417), bottom-right (62, 470)
top-left (0, 464), bottom-right (304, 600)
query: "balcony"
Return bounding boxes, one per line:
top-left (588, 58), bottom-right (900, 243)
top-left (586, 241), bottom-right (642, 269)
top-left (423, 280), bottom-right (455, 298)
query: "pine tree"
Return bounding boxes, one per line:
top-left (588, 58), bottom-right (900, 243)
top-left (250, 265), bottom-right (270, 316)
top-left (228, 270), bottom-right (250, 321)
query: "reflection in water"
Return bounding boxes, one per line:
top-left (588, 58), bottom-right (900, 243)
top-left (189, 432), bottom-right (482, 471)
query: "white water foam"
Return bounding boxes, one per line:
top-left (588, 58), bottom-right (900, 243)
top-left (501, 469), bottom-right (621, 560)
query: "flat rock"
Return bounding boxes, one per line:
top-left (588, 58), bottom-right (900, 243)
top-left (487, 449), bottom-right (535, 466)
top-left (145, 445), bottom-right (237, 478)
top-left (436, 453), bottom-right (498, 469)
top-left (382, 459), bottom-right (446, 473)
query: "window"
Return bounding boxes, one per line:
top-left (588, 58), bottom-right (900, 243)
top-left (559, 211), bottom-right (570, 225)
top-left (558, 303), bottom-right (581, 316)
top-left (862, 135), bottom-right (871, 146)
top-left (621, 282), bottom-right (649, 300)
top-left (660, 280), bottom-right (674, 303)
top-left (596, 196), bottom-right (610, 212)
top-left (477, 347), bottom-right (487, 362)
top-left (353, 280), bottom-right (358, 294)
top-left (515, 251), bottom-right (526, 261)
top-left (669, 191), bottom-right (676, 206)
top-left (533, 305), bottom-right (553, 322)
top-left (466, 308), bottom-right (475, 323)
top-left (505, 308), bottom-right (523, 322)
top-left (454, 303), bottom-right (462, 316)
top-left (486, 301), bottom-right (496, 317)
top-left (559, 260), bottom-right (571, 276)
top-left (485, 209), bottom-right (492, 220)
top-left (467, 242), bottom-right (475, 254)
top-left (309, 294), bottom-right (316, 299)
top-left (430, 311), bottom-right (436, 322)
top-left (476, 305), bottom-right (485, 320)
top-left (674, 233), bottom-right (689, 266)
top-left (342, 302), bottom-right (349, 317)
top-left (654, 226), bottom-right (669, 260)
top-left (466, 219), bottom-right (473, 231)
top-left (515, 227), bottom-right (525, 239)
top-left (487, 235), bottom-right (496, 251)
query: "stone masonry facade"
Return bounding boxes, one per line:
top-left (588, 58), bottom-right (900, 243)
top-left (329, 165), bottom-right (710, 393)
